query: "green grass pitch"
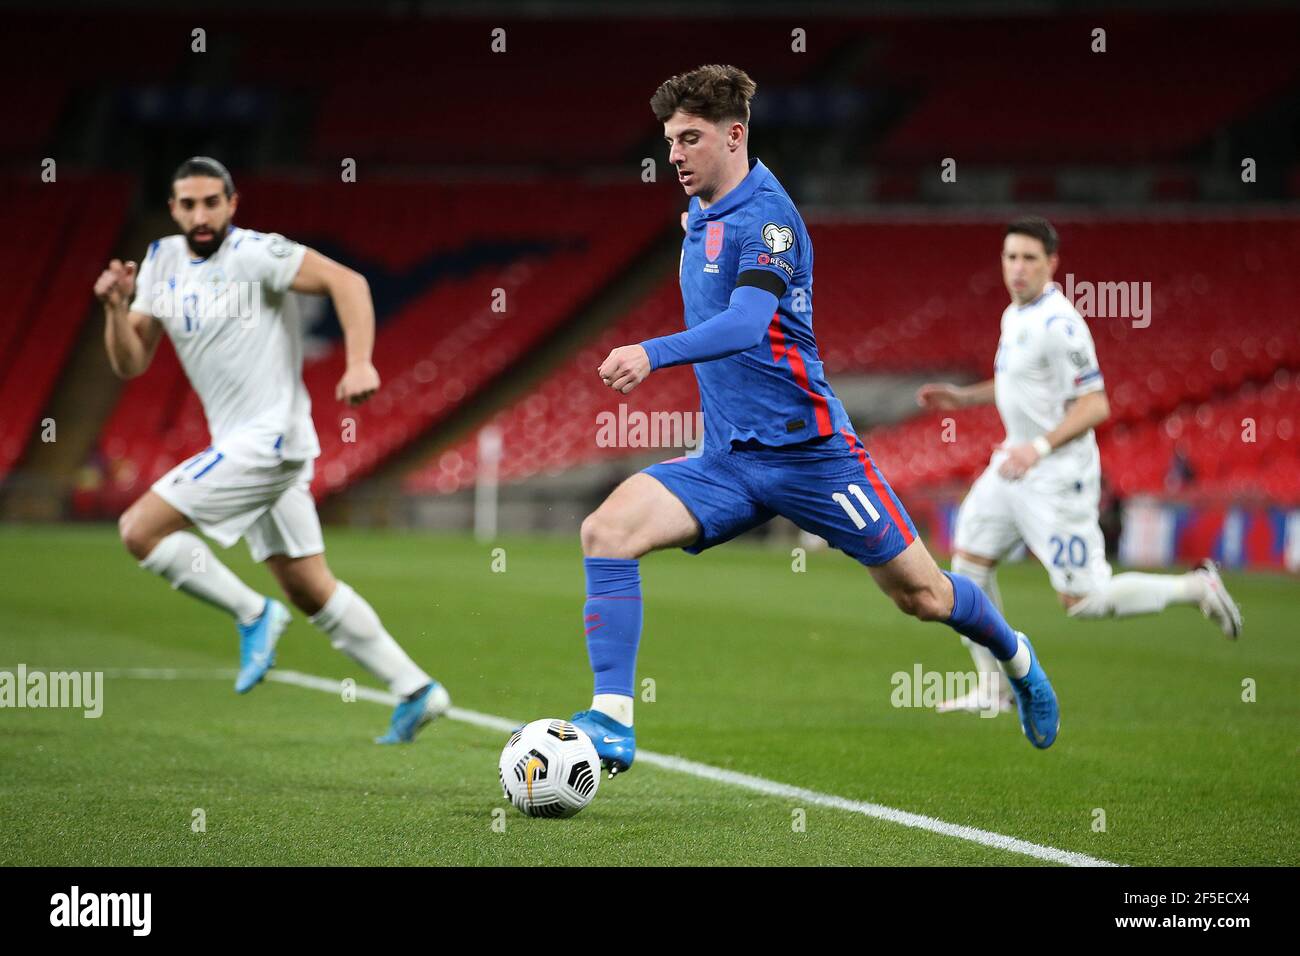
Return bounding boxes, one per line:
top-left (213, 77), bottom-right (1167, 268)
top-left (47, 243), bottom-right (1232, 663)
top-left (1, 525), bottom-right (1295, 866)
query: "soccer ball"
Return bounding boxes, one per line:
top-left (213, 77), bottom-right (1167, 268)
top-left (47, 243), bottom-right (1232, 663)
top-left (498, 718), bottom-right (600, 818)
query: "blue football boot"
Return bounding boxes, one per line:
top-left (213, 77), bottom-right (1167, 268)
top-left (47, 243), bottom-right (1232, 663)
top-left (376, 681), bottom-right (451, 744)
top-left (234, 598), bottom-right (291, 694)
top-left (1005, 633), bottom-right (1059, 749)
top-left (570, 709), bottom-right (636, 777)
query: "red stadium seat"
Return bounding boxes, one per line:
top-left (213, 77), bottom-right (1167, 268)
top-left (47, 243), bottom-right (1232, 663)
top-left (0, 175), bottom-right (132, 482)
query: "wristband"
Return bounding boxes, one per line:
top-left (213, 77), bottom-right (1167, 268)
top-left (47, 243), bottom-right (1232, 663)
top-left (1031, 435), bottom-right (1053, 459)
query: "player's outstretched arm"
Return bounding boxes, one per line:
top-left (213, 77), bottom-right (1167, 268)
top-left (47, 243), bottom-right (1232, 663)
top-left (916, 379), bottom-right (994, 410)
top-left (95, 259), bottom-right (161, 379)
top-left (643, 285), bottom-right (778, 367)
top-left (598, 284), bottom-right (777, 394)
top-left (291, 248), bottom-right (379, 406)
top-left (999, 389), bottom-right (1111, 479)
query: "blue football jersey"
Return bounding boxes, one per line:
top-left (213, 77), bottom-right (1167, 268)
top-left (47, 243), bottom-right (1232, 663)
top-left (678, 158), bottom-right (851, 450)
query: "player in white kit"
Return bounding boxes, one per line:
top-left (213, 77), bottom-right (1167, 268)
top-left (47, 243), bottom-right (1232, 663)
top-left (93, 157), bottom-right (450, 742)
top-left (917, 217), bottom-right (1242, 714)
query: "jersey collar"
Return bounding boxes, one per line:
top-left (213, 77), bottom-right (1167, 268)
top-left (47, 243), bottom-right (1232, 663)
top-left (696, 158), bottom-right (770, 220)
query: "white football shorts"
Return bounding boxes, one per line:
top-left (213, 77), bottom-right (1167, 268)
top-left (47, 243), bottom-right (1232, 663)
top-left (152, 447), bottom-right (324, 563)
top-left (953, 454), bottom-right (1112, 596)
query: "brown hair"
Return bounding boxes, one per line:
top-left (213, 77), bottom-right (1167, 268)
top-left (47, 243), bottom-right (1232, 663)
top-left (1005, 216), bottom-right (1059, 256)
top-left (650, 64), bottom-right (757, 126)
top-left (172, 156), bottom-right (235, 198)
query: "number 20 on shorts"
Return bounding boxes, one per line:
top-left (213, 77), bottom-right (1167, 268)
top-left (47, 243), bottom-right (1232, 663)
top-left (1050, 534), bottom-right (1087, 568)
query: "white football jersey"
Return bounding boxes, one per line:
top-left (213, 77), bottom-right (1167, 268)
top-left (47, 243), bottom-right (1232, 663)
top-left (130, 227), bottom-right (319, 465)
top-left (992, 284), bottom-right (1104, 477)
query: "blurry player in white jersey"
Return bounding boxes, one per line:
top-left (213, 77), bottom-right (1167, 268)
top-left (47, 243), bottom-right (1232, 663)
top-left (917, 216), bottom-right (1242, 714)
top-left (93, 157), bottom-right (449, 742)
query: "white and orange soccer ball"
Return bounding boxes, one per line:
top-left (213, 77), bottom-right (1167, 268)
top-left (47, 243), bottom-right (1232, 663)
top-left (498, 718), bottom-right (601, 818)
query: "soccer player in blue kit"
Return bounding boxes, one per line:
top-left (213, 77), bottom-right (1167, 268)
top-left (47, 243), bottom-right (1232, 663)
top-left (568, 65), bottom-right (1060, 773)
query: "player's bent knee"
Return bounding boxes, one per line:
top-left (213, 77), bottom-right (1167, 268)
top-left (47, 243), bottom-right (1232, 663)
top-left (580, 510), bottom-right (640, 559)
top-left (119, 493), bottom-right (189, 561)
top-left (579, 512), bottom-right (607, 556)
top-left (118, 508), bottom-right (155, 560)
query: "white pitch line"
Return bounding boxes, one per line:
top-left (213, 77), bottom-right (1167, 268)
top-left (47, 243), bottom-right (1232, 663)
top-left (633, 751), bottom-right (1116, 867)
top-left (63, 666), bottom-right (1117, 867)
top-left (100, 667), bottom-right (237, 680)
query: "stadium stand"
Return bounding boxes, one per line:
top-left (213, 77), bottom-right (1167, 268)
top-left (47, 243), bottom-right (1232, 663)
top-left (862, 14), bottom-right (1300, 164)
top-left (235, 17), bottom-right (848, 166)
top-left (0, 175), bottom-right (133, 482)
top-left (1, 16), bottom-right (186, 159)
top-left (1103, 372), bottom-right (1300, 503)
top-left (404, 276), bottom-right (699, 494)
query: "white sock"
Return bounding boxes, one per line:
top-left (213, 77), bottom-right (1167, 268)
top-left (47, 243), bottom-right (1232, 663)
top-left (591, 693), bottom-right (633, 727)
top-left (950, 556), bottom-right (1009, 697)
top-left (309, 581), bottom-right (431, 698)
top-left (1069, 572), bottom-right (1205, 619)
top-left (1001, 636), bottom-right (1032, 680)
top-left (140, 531), bottom-right (264, 625)
top-left (959, 637), bottom-right (1008, 700)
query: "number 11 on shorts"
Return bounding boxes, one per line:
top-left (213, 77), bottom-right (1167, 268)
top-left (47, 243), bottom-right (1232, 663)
top-left (832, 484), bottom-right (881, 529)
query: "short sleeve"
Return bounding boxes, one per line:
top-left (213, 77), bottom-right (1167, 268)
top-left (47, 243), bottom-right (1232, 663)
top-left (1044, 314), bottom-right (1104, 398)
top-left (129, 241), bottom-right (160, 316)
top-left (243, 232), bottom-right (307, 293)
top-left (735, 204), bottom-right (799, 295)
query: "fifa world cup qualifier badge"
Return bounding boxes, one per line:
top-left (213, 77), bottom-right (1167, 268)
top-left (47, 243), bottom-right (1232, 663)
top-left (762, 222), bottom-right (797, 279)
top-left (762, 222), bottom-right (795, 253)
top-left (268, 234), bottom-right (295, 258)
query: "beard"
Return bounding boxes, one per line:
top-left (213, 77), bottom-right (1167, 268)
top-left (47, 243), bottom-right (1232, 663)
top-left (185, 222), bottom-right (230, 258)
